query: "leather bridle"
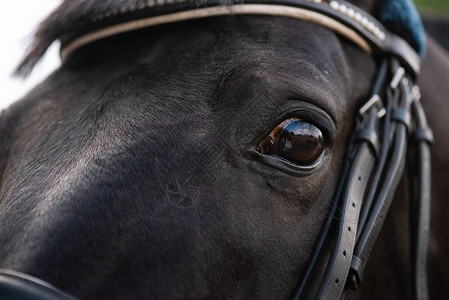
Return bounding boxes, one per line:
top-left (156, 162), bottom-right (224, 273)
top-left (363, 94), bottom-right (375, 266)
top-left (293, 59), bottom-right (432, 299)
top-left (0, 1), bottom-right (432, 299)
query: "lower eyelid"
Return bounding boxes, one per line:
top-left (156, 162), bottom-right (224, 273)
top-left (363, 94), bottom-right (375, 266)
top-left (250, 149), bottom-right (327, 175)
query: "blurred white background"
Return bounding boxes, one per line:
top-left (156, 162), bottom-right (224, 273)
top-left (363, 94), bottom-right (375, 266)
top-left (0, 1), bottom-right (61, 110)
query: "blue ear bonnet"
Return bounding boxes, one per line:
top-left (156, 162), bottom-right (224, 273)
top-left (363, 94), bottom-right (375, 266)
top-left (377, 0), bottom-right (426, 57)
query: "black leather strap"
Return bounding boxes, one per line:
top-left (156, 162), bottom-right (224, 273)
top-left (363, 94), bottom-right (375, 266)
top-left (0, 270), bottom-right (76, 300)
top-left (293, 58), bottom-right (431, 300)
top-left (293, 59), bottom-right (390, 300)
top-left (409, 99), bottom-right (432, 300)
top-left (348, 65), bottom-right (412, 289)
top-left (318, 129), bottom-right (377, 299)
top-left (293, 111), bottom-right (380, 300)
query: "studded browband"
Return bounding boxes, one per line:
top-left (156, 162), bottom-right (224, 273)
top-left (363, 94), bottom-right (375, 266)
top-left (60, 0), bottom-right (421, 76)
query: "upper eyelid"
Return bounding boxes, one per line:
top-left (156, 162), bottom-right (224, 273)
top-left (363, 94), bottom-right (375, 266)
top-left (270, 105), bottom-right (336, 146)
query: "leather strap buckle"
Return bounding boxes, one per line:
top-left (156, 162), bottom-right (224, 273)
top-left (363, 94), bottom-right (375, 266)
top-left (359, 95), bottom-right (386, 118)
top-left (390, 66), bottom-right (406, 89)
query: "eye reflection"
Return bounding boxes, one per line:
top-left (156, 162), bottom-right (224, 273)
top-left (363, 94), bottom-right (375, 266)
top-left (258, 118), bottom-right (324, 166)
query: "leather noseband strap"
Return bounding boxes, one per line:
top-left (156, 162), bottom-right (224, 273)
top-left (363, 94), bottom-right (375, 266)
top-left (0, 270), bottom-right (76, 300)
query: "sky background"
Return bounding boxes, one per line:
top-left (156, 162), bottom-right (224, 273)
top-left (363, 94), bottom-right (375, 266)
top-left (0, 1), bottom-right (61, 110)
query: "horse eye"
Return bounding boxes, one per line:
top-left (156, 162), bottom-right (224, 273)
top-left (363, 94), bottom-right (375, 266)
top-left (258, 118), bottom-right (324, 166)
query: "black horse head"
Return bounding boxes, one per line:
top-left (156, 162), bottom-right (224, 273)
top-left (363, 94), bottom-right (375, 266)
top-left (1, 0), bottom-right (448, 299)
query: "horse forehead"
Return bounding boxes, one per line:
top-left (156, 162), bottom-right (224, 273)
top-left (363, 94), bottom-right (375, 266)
top-left (131, 17), bottom-right (351, 95)
top-left (96, 17), bottom-right (353, 132)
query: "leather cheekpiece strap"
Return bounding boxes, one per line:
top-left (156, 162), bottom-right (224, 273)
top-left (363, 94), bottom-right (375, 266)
top-left (293, 58), bottom-right (431, 300)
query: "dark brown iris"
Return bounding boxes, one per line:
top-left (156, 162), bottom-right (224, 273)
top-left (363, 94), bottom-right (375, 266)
top-left (258, 118), bottom-right (324, 165)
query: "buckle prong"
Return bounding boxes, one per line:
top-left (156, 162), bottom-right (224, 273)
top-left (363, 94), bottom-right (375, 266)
top-left (411, 85), bottom-right (421, 102)
top-left (390, 67), bottom-right (405, 89)
top-left (359, 95), bottom-right (386, 118)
